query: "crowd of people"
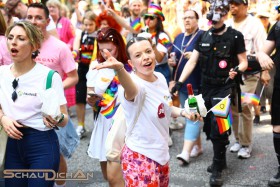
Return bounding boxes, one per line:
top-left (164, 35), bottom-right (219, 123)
top-left (0, 0), bottom-right (280, 186)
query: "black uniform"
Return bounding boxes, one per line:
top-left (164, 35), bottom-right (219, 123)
top-left (267, 22), bottom-right (280, 125)
top-left (265, 21), bottom-right (280, 187)
top-left (195, 26), bottom-right (245, 180)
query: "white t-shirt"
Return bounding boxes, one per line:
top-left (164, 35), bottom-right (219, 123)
top-left (153, 32), bottom-right (169, 65)
top-left (0, 63), bottom-right (66, 131)
top-left (119, 72), bottom-right (171, 165)
top-left (47, 16), bottom-right (56, 31)
top-left (86, 60), bottom-right (116, 95)
top-left (226, 14), bottom-right (267, 55)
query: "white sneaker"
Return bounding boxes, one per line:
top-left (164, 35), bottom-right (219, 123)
top-left (76, 126), bottom-right (86, 138)
top-left (237, 146), bottom-right (252, 159)
top-left (230, 142), bottom-right (241, 153)
top-left (169, 118), bottom-right (184, 130)
top-left (176, 153), bottom-right (189, 166)
top-left (190, 145), bottom-right (203, 158)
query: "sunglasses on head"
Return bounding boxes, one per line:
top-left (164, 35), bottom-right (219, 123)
top-left (144, 15), bottom-right (156, 20)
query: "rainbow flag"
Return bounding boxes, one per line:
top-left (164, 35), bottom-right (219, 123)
top-left (212, 97), bottom-right (231, 118)
top-left (130, 18), bottom-right (141, 32)
top-left (100, 99), bottom-right (119, 119)
top-left (241, 92), bottom-right (260, 106)
top-left (81, 52), bottom-right (92, 60)
top-left (158, 37), bottom-right (172, 48)
top-left (216, 109), bottom-right (233, 134)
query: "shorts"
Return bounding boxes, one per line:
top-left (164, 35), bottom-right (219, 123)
top-left (56, 118), bottom-right (80, 159)
top-left (76, 63), bottom-right (90, 104)
top-left (121, 145), bottom-right (169, 187)
top-left (271, 87), bottom-right (280, 125)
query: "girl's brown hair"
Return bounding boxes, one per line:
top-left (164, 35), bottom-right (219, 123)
top-left (96, 27), bottom-right (128, 65)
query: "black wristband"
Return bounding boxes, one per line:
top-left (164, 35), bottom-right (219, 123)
top-left (171, 81), bottom-right (183, 94)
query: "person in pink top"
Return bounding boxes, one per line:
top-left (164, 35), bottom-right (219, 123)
top-left (46, 0), bottom-right (76, 112)
top-left (0, 10), bottom-right (12, 65)
top-left (26, 3), bottom-right (79, 187)
top-left (46, 0), bottom-right (75, 49)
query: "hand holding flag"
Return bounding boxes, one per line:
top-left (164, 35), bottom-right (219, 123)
top-left (158, 37), bottom-right (172, 48)
top-left (130, 18), bottom-right (142, 32)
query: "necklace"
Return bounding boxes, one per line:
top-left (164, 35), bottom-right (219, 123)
top-left (181, 34), bottom-right (186, 51)
top-left (181, 29), bottom-right (199, 51)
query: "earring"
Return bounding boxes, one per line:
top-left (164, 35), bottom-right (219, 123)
top-left (32, 50), bottom-right (40, 59)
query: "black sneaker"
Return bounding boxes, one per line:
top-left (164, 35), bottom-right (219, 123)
top-left (268, 168), bottom-right (280, 187)
top-left (207, 162), bottom-right (227, 173)
top-left (209, 171), bottom-right (223, 186)
top-left (253, 115), bottom-right (260, 124)
top-left (261, 106), bottom-right (267, 113)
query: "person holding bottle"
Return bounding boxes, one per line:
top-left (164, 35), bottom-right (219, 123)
top-left (93, 36), bottom-right (199, 186)
top-left (168, 9), bottom-right (204, 165)
top-left (171, 1), bottom-right (248, 186)
top-left (176, 84), bottom-right (204, 166)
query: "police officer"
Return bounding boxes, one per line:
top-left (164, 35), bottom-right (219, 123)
top-left (171, 0), bottom-right (248, 186)
top-left (257, 20), bottom-right (280, 187)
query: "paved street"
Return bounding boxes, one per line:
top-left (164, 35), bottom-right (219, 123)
top-left (64, 106), bottom-right (275, 187)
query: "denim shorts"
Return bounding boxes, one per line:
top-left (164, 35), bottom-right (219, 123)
top-left (55, 118), bottom-right (80, 159)
top-left (5, 128), bottom-right (60, 187)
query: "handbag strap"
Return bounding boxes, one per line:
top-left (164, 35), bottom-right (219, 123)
top-left (125, 91), bottom-right (146, 142)
top-left (46, 70), bottom-right (56, 89)
top-left (174, 30), bottom-right (199, 80)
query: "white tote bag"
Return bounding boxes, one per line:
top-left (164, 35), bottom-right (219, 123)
top-left (105, 93), bottom-right (146, 162)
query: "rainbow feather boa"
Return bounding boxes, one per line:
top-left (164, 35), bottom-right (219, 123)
top-left (93, 63), bottom-right (132, 119)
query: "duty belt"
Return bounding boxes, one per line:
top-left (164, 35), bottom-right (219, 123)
top-left (202, 76), bottom-right (227, 85)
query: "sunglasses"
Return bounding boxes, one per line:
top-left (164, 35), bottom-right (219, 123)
top-left (12, 78), bottom-right (19, 102)
top-left (144, 16), bottom-right (156, 20)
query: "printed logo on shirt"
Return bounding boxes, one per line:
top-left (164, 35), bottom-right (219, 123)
top-left (35, 57), bottom-right (55, 64)
top-left (158, 103), bottom-right (165, 118)
top-left (18, 90), bottom-right (37, 97)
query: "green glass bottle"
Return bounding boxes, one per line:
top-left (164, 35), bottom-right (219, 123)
top-left (187, 84), bottom-right (200, 114)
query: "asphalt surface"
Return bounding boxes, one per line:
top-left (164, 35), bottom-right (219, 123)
top-left (62, 106), bottom-right (276, 187)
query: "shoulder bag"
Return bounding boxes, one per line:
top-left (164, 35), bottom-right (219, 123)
top-left (105, 92), bottom-right (146, 162)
